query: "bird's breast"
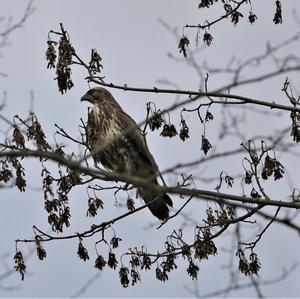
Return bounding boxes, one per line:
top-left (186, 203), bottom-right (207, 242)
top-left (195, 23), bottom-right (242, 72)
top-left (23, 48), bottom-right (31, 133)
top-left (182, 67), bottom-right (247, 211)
top-left (89, 105), bottom-right (126, 145)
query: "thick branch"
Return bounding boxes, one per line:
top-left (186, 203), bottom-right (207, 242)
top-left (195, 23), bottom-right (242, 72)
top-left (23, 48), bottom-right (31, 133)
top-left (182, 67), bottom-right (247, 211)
top-left (88, 81), bottom-right (300, 113)
top-left (1, 148), bottom-right (299, 210)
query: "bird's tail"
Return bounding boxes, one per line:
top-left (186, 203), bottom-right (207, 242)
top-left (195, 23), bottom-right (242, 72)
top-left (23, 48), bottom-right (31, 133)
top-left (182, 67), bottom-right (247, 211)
top-left (138, 179), bottom-right (173, 221)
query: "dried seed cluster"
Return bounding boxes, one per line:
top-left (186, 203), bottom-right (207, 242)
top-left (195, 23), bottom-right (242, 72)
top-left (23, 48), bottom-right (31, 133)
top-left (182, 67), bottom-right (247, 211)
top-left (237, 250), bottom-right (261, 276)
top-left (35, 236), bottom-right (47, 260)
top-left (261, 155), bottom-right (284, 181)
top-left (178, 36), bottom-right (190, 58)
top-left (242, 140), bottom-right (285, 199)
top-left (46, 25), bottom-right (103, 94)
top-left (273, 0), bottom-right (283, 24)
top-left (86, 196), bottom-right (104, 217)
top-left (205, 206), bottom-right (235, 226)
top-left (147, 103), bottom-right (214, 154)
top-left (14, 251), bottom-right (26, 281)
top-left (290, 111), bottom-right (300, 142)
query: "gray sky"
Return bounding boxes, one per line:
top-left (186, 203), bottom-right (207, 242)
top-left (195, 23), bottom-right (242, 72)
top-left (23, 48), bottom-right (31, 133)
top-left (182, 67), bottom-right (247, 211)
top-left (1, 0), bottom-right (300, 297)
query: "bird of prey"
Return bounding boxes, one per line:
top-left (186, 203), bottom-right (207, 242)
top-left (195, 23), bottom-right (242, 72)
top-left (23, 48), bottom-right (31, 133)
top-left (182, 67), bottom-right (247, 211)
top-left (81, 87), bottom-right (173, 220)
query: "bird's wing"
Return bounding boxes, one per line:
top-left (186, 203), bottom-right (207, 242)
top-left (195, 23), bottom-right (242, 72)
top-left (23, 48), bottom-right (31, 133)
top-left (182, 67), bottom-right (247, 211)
top-left (117, 109), bottom-right (160, 175)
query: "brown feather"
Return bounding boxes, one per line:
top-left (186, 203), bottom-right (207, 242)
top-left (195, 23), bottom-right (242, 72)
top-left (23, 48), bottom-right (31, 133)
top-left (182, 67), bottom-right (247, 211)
top-left (82, 87), bottom-right (172, 220)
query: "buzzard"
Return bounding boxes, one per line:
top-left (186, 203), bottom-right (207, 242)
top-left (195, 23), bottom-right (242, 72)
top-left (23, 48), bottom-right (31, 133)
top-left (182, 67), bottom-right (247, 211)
top-left (81, 87), bottom-right (173, 220)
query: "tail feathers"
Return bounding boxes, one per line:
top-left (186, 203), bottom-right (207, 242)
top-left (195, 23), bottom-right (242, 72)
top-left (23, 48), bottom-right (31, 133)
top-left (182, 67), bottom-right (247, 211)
top-left (138, 187), bottom-right (173, 221)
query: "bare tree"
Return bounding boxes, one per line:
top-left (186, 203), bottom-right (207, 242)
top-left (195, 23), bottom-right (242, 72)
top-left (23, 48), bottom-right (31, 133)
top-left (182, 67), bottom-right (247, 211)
top-left (1, 1), bottom-right (300, 297)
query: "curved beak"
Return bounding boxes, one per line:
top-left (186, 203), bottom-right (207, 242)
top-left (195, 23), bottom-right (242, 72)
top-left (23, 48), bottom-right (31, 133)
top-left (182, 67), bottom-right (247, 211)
top-left (81, 94), bottom-right (90, 102)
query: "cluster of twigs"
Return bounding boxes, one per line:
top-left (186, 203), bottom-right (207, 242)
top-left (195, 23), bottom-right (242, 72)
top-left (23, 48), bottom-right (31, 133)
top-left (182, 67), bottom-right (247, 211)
top-left (179, 0), bottom-right (283, 54)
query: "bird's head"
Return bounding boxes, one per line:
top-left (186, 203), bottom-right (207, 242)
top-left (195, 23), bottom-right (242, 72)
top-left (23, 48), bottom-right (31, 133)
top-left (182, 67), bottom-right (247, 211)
top-left (80, 87), bottom-right (113, 105)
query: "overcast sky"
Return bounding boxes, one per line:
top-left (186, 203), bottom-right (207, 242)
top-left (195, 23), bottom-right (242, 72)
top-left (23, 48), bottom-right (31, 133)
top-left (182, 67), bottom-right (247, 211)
top-left (1, 1), bottom-right (300, 298)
